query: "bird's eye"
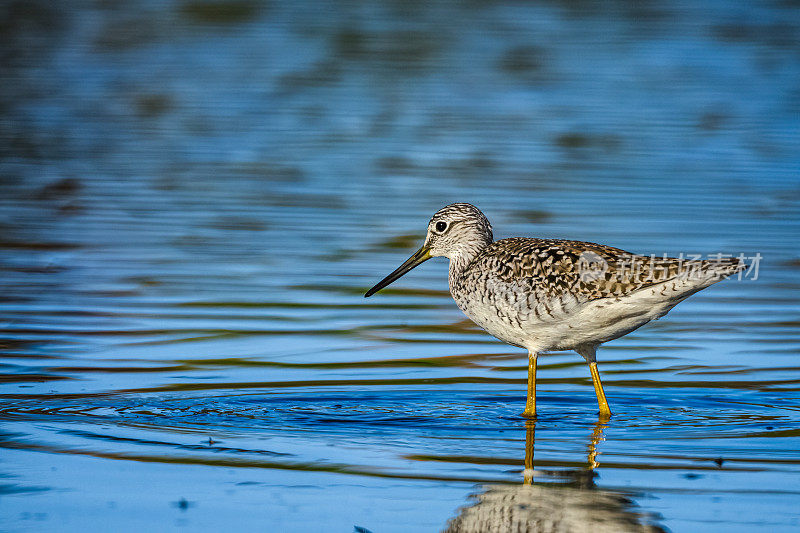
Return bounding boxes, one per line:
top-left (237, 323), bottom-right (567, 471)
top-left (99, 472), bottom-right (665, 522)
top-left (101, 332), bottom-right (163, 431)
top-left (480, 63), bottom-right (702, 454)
top-left (435, 221), bottom-right (447, 233)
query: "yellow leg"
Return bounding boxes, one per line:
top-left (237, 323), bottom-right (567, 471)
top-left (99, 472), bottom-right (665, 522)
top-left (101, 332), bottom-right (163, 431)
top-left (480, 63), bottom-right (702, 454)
top-left (589, 362), bottom-right (611, 419)
top-left (522, 351), bottom-right (537, 418)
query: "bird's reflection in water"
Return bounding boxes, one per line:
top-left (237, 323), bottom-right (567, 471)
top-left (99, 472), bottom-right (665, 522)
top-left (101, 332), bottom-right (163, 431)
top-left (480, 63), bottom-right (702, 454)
top-left (445, 419), bottom-right (665, 533)
top-left (524, 420), bottom-right (605, 488)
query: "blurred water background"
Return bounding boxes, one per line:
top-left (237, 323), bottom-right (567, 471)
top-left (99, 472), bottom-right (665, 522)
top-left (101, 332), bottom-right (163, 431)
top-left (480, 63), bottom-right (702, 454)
top-left (1, 0), bottom-right (800, 531)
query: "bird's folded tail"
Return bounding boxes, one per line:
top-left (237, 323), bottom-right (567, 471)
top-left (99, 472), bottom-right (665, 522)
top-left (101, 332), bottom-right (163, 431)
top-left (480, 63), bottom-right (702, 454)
top-left (687, 256), bottom-right (745, 282)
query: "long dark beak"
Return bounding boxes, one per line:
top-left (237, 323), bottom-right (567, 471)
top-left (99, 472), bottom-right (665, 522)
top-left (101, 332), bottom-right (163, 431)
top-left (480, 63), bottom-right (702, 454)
top-left (364, 245), bottom-right (432, 297)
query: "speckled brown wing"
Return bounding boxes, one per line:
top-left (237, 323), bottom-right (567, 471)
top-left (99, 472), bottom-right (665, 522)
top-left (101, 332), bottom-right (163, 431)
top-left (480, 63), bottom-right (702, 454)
top-left (457, 237), bottom-right (735, 304)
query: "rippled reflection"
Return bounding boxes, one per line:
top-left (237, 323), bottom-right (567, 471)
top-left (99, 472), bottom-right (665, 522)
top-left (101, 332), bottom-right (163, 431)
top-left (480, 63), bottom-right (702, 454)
top-left (446, 420), bottom-right (665, 532)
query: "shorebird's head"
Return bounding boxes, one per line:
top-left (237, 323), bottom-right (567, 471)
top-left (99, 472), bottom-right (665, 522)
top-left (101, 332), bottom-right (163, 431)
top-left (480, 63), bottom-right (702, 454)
top-left (364, 203), bottom-right (493, 297)
top-left (424, 203), bottom-right (494, 259)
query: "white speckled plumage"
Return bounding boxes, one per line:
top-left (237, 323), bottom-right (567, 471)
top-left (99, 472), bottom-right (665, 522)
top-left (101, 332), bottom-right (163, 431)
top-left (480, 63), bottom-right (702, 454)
top-left (366, 203), bottom-right (742, 417)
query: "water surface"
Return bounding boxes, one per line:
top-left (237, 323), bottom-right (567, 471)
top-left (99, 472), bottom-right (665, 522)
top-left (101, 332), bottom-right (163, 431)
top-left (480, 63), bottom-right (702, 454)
top-left (1, 1), bottom-right (800, 531)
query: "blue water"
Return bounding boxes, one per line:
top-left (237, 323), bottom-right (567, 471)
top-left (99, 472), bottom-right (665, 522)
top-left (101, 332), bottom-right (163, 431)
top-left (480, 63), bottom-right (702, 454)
top-left (1, 1), bottom-right (799, 531)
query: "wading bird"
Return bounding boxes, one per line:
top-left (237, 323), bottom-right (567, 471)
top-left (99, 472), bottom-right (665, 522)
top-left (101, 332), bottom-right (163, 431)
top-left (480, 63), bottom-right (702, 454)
top-left (365, 203), bottom-right (742, 418)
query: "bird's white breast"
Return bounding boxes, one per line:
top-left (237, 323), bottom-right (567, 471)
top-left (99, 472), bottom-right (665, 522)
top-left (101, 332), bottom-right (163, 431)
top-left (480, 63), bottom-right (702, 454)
top-left (452, 274), bottom-right (719, 353)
